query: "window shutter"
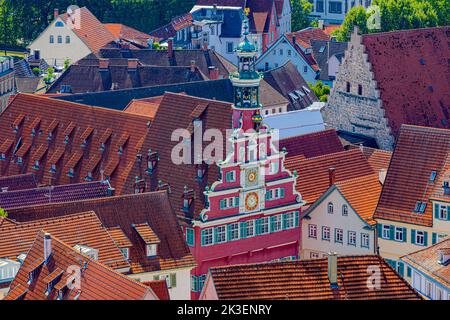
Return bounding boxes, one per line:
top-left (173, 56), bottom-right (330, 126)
top-left (255, 219), bottom-right (262, 235)
top-left (219, 199), bottom-right (225, 209)
top-left (434, 203), bottom-right (439, 219)
top-left (214, 228), bottom-right (219, 243)
top-left (227, 225), bottom-right (232, 240)
top-left (294, 211), bottom-right (299, 227)
top-left (280, 188), bottom-right (285, 198)
top-left (407, 266), bottom-right (412, 277)
top-left (411, 229), bottom-right (416, 245)
top-left (201, 230), bottom-right (206, 246)
top-left (282, 213), bottom-right (288, 230)
top-left (192, 275), bottom-right (198, 292)
top-left (265, 190), bottom-right (271, 200)
top-left (389, 225), bottom-right (395, 240)
top-left (397, 262), bottom-right (404, 276)
top-left (240, 221), bottom-right (247, 238)
top-left (170, 273), bottom-right (177, 288)
top-left (423, 231), bottom-right (428, 246)
top-left (448, 206), bottom-right (450, 221)
top-left (235, 196), bottom-right (240, 207)
top-left (402, 228), bottom-right (407, 242)
top-left (432, 232), bottom-right (437, 245)
top-left (270, 216), bottom-right (276, 232)
top-left (377, 224), bottom-right (382, 238)
top-left (153, 275), bottom-right (159, 280)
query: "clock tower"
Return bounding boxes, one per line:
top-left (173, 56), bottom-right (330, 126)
top-left (187, 18), bottom-right (305, 300)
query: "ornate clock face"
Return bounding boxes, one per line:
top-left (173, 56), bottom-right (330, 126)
top-left (245, 168), bottom-right (259, 187)
top-left (245, 192), bottom-right (259, 211)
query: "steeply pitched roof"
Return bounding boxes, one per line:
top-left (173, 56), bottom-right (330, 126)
top-left (280, 129), bottom-right (344, 159)
top-left (287, 27), bottom-right (330, 49)
top-left (124, 98), bottom-right (162, 118)
top-left (336, 174), bottom-right (381, 226)
top-left (401, 238), bottom-right (450, 288)
top-left (59, 7), bottom-right (116, 53)
top-left (374, 125), bottom-right (450, 227)
top-left (264, 61), bottom-right (318, 111)
top-left (361, 27), bottom-right (450, 138)
top-left (208, 255), bottom-right (421, 300)
top-left (0, 211), bottom-right (129, 271)
top-left (5, 231), bottom-right (157, 300)
top-left (0, 94), bottom-right (152, 195)
top-left (46, 59), bottom-right (205, 94)
top-left (149, 13), bottom-right (193, 40)
top-left (0, 181), bottom-right (111, 210)
top-left (0, 174), bottom-right (37, 192)
top-left (285, 149), bottom-right (375, 204)
top-left (6, 192), bottom-right (196, 274)
top-left (348, 145), bottom-right (392, 173)
top-left (311, 39), bottom-right (348, 82)
top-left (143, 280), bottom-right (171, 300)
top-left (104, 23), bottom-right (152, 47)
top-left (15, 77), bottom-right (41, 94)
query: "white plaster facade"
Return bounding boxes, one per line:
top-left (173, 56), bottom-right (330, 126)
top-left (28, 17), bottom-right (92, 67)
top-left (309, 0), bottom-right (372, 24)
top-left (277, 0), bottom-right (292, 35)
top-left (301, 187), bottom-right (376, 259)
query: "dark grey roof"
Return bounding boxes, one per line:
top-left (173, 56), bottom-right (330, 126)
top-left (311, 39), bottom-right (348, 82)
top-left (338, 130), bottom-right (379, 149)
top-left (192, 8), bottom-right (244, 38)
top-left (53, 79), bottom-right (234, 110)
top-left (14, 59), bottom-right (35, 78)
top-left (15, 77), bottom-right (41, 93)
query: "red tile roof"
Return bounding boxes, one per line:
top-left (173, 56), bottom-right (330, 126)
top-left (124, 98), bottom-right (162, 118)
top-left (348, 145), bottom-right (392, 173)
top-left (285, 149), bottom-right (375, 204)
top-left (0, 173), bottom-right (37, 192)
top-left (0, 93), bottom-right (152, 195)
top-left (0, 181), bottom-right (111, 210)
top-left (5, 231), bottom-right (157, 300)
top-left (6, 192), bottom-right (196, 274)
top-left (280, 129), bottom-right (344, 159)
top-left (0, 211), bottom-right (129, 271)
top-left (287, 27), bottom-right (330, 49)
top-left (374, 125), bottom-right (450, 227)
top-left (361, 27), bottom-right (450, 139)
top-left (60, 7), bottom-right (116, 53)
top-left (104, 23), bottom-right (152, 47)
top-left (401, 238), bottom-right (450, 288)
top-left (207, 255), bottom-right (421, 300)
top-left (143, 280), bottom-right (170, 300)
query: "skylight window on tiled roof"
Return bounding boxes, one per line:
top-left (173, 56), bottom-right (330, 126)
top-left (43, 268), bottom-right (64, 296)
top-left (29, 118), bottom-right (41, 137)
top-left (429, 170), bottom-right (437, 182)
top-left (414, 201), bottom-right (427, 214)
top-left (46, 119), bottom-right (59, 141)
top-left (12, 114), bottom-right (25, 133)
top-left (80, 127), bottom-right (94, 148)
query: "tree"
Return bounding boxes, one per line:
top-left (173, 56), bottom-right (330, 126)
top-left (290, 0), bottom-right (313, 31)
top-left (309, 81), bottom-right (330, 102)
top-left (334, 6), bottom-right (369, 41)
top-left (0, 207), bottom-right (7, 218)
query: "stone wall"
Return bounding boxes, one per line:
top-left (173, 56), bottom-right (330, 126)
top-left (322, 28), bottom-right (395, 150)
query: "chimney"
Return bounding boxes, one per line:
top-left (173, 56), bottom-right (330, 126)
top-left (127, 58), bottom-right (139, 72)
top-left (99, 59), bottom-right (110, 71)
top-left (292, 35), bottom-right (296, 45)
top-left (328, 168), bottom-right (336, 187)
top-left (168, 38), bottom-right (174, 59)
top-left (202, 42), bottom-right (209, 51)
top-left (190, 60), bottom-right (196, 73)
top-left (318, 20), bottom-right (324, 30)
top-left (378, 168), bottom-right (387, 185)
top-left (54, 8), bottom-right (59, 19)
top-left (327, 252), bottom-right (338, 288)
top-left (437, 248), bottom-right (450, 265)
top-left (44, 233), bottom-right (52, 263)
top-left (208, 66), bottom-right (219, 80)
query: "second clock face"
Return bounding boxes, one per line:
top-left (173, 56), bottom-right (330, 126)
top-left (245, 168), bottom-right (259, 187)
top-left (245, 192), bottom-right (259, 211)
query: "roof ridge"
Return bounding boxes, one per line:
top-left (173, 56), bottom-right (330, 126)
top-left (288, 148), bottom-right (363, 163)
top-left (335, 172), bottom-right (379, 187)
top-left (363, 26), bottom-right (449, 38)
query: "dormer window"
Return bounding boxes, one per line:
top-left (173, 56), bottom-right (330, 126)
top-left (118, 146), bottom-right (123, 156)
top-left (50, 164), bottom-right (56, 173)
top-left (0, 153), bottom-right (5, 161)
top-left (120, 248), bottom-right (129, 260)
top-left (443, 181), bottom-right (450, 195)
top-left (64, 135), bottom-right (70, 145)
top-left (99, 143), bottom-right (106, 153)
top-left (67, 168), bottom-right (74, 177)
top-left (81, 140), bottom-right (88, 148)
top-left (17, 157), bottom-right (23, 165)
top-left (147, 149), bottom-right (159, 174)
top-left (32, 160), bottom-right (40, 170)
top-left (85, 172), bottom-right (93, 181)
top-left (146, 244), bottom-right (157, 257)
top-left (414, 201), bottom-right (427, 213)
top-left (31, 128), bottom-right (36, 137)
top-left (225, 170), bottom-right (236, 182)
top-left (47, 132), bottom-right (53, 141)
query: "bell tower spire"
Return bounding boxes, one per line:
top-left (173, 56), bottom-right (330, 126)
top-left (230, 16), bottom-right (263, 132)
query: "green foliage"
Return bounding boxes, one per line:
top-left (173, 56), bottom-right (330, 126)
top-left (0, 207), bottom-right (7, 218)
top-left (290, 0), bottom-right (313, 31)
top-left (309, 81), bottom-right (330, 102)
top-left (334, 0), bottom-right (448, 41)
top-left (63, 59), bottom-right (70, 71)
top-left (32, 67), bottom-right (40, 76)
top-left (152, 42), bottom-right (160, 50)
top-left (44, 66), bottom-right (55, 83)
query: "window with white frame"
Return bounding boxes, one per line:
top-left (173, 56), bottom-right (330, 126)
top-left (322, 226), bottom-right (330, 241)
top-left (259, 143), bottom-right (267, 159)
top-left (120, 247), bottom-right (129, 260)
top-left (361, 233), bottom-right (369, 248)
top-left (272, 215), bottom-right (282, 232)
top-left (269, 161), bottom-right (279, 174)
top-left (415, 230), bottom-right (425, 246)
top-left (348, 231), bottom-right (356, 246)
top-left (220, 197), bottom-right (239, 209)
top-left (238, 147), bottom-right (245, 162)
top-left (310, 252), bottom-right (320, 259)
top-left (228, 223), bottom-right (239, 241)
top-left (335, 228), bottom-right (343, 243)
top-left (225, 170), bottom-right (236, 182)
top-left (226, 42), bottom-right (234, 53)
top-left (342, 204), bottom-right (348, 216)
top-left (308, 224), bottom-right (317, 238)
top-left (246, 220), bottom-right (255, 237)
top-left (284, 212), bottom-right (295, 229)
top-left (327, 202), bottom-right (334, 214)
top-left (215, 226), bottom-right (227, 244)
top-left (266, 188), bottom-right (285, 200)
top-left (202, 228), bottom-right (214, 246)
top-left (439, 205), bottom-right (448, 220)
top-left (425, 280), bottom-right (432, 297)
top-left (395, 227), bottom-right (404, 242)
top-left (382, 225), bottom-right (390, 239)
top-left (436, 287), bottom-right (443, 300)
top-left (260, 217), bottom-right (270, 234)
top-left (146, 244), bottom-right (157, 257)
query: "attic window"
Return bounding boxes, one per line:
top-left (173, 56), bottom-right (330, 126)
top-left (429, 171), bottom-right (437, 182)
top-left (419, 58), bottom-right (425, 65)
top-left (319, 46), bottom-right (326, 53)
top-left (55, 21), bottom-right (64, 27)
top-left (414, 201), bottom-right (427, 214)
top-left (146, 244), bottom-right (157, 257)
top-left (60, 85), bottom-right (72, 93)
top-left (346, 82), bottom-right (351, 93)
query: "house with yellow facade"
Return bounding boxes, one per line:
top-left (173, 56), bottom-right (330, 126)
top-left (374, 125), bottom-right (450, 277)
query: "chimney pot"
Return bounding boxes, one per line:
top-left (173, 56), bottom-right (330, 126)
top-left (327, 252), bottom-right (338, 288)
top-left (328, 168), bottom-right (336, 187)
top-left (54, 8), bottom-right (59, 19)
top-left (208, 66), bottom-right (219, 80)
top-left (168, 38), bottom-right (174, 58)
top-left (190, 60), bottom-right (196, 72)
top-left (44, 233), bottom-right (52, 263)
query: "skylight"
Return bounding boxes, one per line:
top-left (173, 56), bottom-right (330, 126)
top-left (429, 170), bottom-right (437, 182)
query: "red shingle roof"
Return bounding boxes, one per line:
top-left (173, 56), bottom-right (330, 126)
top-left (104, 23), bottom-right (152, 47)
top-left (6, 192), bottom-right (196, 274)
top-left (0, 211), bottom-right (129, 271)
top-left (143, 280), bottom-right (170, 300)
top-left (59, 7), bottom-right (116, 53)
top-left (280, 129), bottom-right (344, 159)
top-left (361, 27), bottom-right (450, 139)
top-left (285, 149), bottom-right (375, 204)
top-left (374, 125), bottom-right (450, 227)
top-left (0, 93), bottom-right (152, 195)
top-left (5, 231), bottom-right (156, 300)
top-left (348, 145), bottom-right (392, 173)
top-left (287, 27), bottom-right (330, 49)
top-left (208, 255), bottom-right (421, 300)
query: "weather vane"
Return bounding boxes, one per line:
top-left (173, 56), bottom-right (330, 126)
top-left (244, 7), bottom-right (250, 16)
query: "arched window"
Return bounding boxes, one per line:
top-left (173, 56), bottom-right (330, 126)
top-left (342, 204), bottom-right (348, 216)
top-left (50, 35), bottom-right (54, 43)
top-left (327, 202), bottom-right (334, 214)
top-left (66, 36), bottom-right (70, 44)
top-left (55, 21), bottom-right (64, 27)
top-left (248, 140), bottom-right (257, 162)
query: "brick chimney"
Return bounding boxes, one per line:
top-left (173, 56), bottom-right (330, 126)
top-left (292, 34), bottom-right (296, 45)
top-left (168, 38), bottom-right (174, 59)
top-left (127, 59), bottom-right (139, 72)
top-left (99, 59), bottom-right (110, 71)
top-left (44, 233), bottom-right (52, 263)
top-left (54, 8), bottom-right (59, 19)
top-left (328, 168), bottom-right (336, 187)
top-left (202, 42), bottom-right (209, 51)
top-left (208, 66), bottom-right (220, 80)
top-left (328, 252), bottom-right (338, 288)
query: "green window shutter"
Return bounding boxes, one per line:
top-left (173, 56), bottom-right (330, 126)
top-left (434, 203), bottom-right (439, 219)
top-left (265, 190), bottom-right (271, 200)
top-left (377, 224), bottom-right (382, 238)
top-left (255, 219), bottom-right (262, 235)
top-left (186, 228), bottom-right (194, 246)
top-left (432, 232), bottom-right (437, 245)
top-left (240, 221), bottom-right (247, 238)
top-left (153, 275), bottom-right (159, 280)
top-left (282, 213), bottom-right (288, 230)
top-left (227, 225), bottom-right (232, 240)
top-left (201, 230), bottom-right (206, 246)
top-left (448, 206), bottom-right (450, 221)
top-left (280, 188), bottom-right (285, 198)
top-left (423, 231), bottom-right (428, 246)
top-left (219, 199), bottom-right (225, 209)
top-left (397, 262), bottom-right (404, 276)
top-left (270, 216), bottom-right (276, 232)
top-left (192, 275), bottom-right (198, 292)
top-left (170, 273), bottom-right (177, 288)
top-left (235, 196), bottom-right (240, 207)
top-left (214, 228), bottom-right (219, 243)
top-left (294, 211), bottom-right (299, 227)
top-left (402, 227), bottom-right (407, 242)
top-left (411, 229), bottom-right (416, 245)
top-left (407, 266), bottom-right (412, 277)
top-left (389, 225), bottom-right (395, 240)
top-left (225, 172), bottom-right (231, 182)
